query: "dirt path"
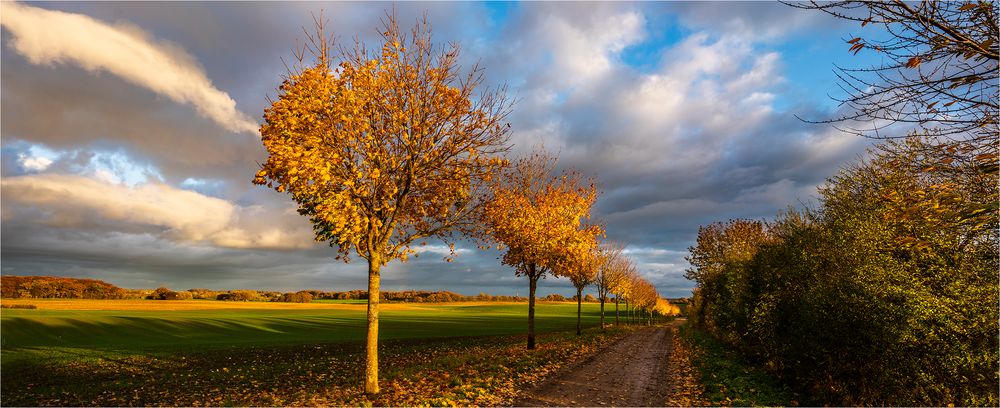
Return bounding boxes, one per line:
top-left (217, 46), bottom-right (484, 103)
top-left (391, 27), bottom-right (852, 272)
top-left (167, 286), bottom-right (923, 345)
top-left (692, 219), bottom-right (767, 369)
top-left (515, 320), bottom-right (705, 407)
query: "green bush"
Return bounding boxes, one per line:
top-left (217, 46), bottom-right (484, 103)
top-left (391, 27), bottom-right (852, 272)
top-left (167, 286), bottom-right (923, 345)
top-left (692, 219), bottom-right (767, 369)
top-left (686, 139), bottom-right (998, 406)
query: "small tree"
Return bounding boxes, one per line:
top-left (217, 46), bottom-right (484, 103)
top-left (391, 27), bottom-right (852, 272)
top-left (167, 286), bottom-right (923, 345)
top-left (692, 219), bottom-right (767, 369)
top-left (609, 261), bottom-right (637, 326)
top-left (654, 298), bottom-right (677, 322)
top-left (593, 242), bottom-right (625, 329)
top-left (150, 287), bottom-right (173, 300)
top-left (632, 279), bottom-right (658, 326)
top-left (254, 13), bottom-right (512, 394)
top-left (480, 150), bottom-right (599, 349)
top-left (558, 240), bottom-right (603, 336)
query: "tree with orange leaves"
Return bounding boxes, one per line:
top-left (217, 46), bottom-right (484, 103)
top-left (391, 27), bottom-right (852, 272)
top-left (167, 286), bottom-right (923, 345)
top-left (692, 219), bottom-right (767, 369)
top-left (480, 150), bottom-right (600, 349)
top-left (632, 278), bottom-right (658, 325)
top-left (609, 259), bottom-right (637, 326)
top-left (624, 269), bottom-right (645, 324)
top-left (253, 14), bottom-right (511, 395)
top-left (557, 237), bottom-right (603, 336)
top-left (655, 298), bottom-right (680, 320)
top-left (594, 242), bottom-right (626, 329)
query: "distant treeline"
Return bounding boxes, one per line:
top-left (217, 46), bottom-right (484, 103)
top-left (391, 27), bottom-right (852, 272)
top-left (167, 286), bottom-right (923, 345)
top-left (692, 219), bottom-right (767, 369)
top-left (1, 276), bottom-right (127, 299)
top-left (0, 276), bottom-right (631, 304)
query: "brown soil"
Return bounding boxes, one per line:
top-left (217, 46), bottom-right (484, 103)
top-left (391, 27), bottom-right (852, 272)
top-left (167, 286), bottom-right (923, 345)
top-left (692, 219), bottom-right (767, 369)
top-left (514, 320), bottom-right (707, 407)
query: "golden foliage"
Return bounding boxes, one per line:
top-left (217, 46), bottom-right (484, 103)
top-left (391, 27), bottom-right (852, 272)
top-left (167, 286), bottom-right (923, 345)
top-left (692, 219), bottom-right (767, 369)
top-left (479, 150), bottom-right (603, 279)
top-left (598, 243), bottom-right (632, 300)
top-left (254, 12), bottom-right (512, 394)
top-left (630, 277), bottom-right (658, 314)
top-left (654, 298), bottom-right (680, 317)
top-left (609, 260), bottom-right (639, 305)
top-left (254, 13), bottom-right (512, 265)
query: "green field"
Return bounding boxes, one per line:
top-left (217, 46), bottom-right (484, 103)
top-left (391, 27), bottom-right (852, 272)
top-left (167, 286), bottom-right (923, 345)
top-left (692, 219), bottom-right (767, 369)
top-left (0, 300), bottom-right (629, 405)
top-left (1, 301), bottom-right (607, 357)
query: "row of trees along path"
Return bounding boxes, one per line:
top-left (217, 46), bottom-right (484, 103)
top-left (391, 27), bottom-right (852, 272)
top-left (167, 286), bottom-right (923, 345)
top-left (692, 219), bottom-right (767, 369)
top-left (253, 11), bottom-right (679, 396)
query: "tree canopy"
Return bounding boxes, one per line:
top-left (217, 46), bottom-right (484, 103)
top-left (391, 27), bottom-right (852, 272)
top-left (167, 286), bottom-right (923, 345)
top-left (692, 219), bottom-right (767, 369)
top-left (254, 13), bottom-right (512, 394)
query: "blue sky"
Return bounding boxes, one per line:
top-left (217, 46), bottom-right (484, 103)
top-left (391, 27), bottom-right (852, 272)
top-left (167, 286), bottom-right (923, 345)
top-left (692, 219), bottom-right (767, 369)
top-left (1, 1), bottom-right (885, 297)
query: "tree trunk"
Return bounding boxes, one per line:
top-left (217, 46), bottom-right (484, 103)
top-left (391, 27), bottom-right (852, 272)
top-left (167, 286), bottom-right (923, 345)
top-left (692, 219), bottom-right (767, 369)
top-left (599, 296), bottom-right (606, 330)
top-left (625, 299), bottom-right (630, 325)
top-left (528, 271), bottom-right (538, 350)
top-left (365, 255), bottom-right (381, 395)
top-left (614, 296), bottom-right (619, 326)
top-left (576, 286), bottom-right (583, 336)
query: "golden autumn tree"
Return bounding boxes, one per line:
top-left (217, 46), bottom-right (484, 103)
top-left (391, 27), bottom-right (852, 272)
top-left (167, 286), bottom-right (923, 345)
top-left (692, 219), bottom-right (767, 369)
top-left (480, 150), bottom-right (600, 349)
top-left (558, 237), bottom-right (603, 336)
top-left (633, 279), bottom-right (658, 325)
top-left (652, 297), bottom-right (664, 322)
top-left (617, 267), bottom-right (641, 324)
top-left (593, 242), bottom-right (625, 329)
top-left (253, 14), bottom-right (511, 395)
top-left (627, 273), bottom-right (652, 325)
top-left (654, 297), bottom-right (680, 323)
top-left (609, 258), bottom-right (637, 326)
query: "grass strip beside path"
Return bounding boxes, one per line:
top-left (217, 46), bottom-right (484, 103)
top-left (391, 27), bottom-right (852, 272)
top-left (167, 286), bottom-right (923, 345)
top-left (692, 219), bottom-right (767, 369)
top-left (678, 324), bottom-right (799, 407)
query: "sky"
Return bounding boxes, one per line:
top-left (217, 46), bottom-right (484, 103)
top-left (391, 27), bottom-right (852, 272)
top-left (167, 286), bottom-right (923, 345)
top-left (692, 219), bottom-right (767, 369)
top-left (0, 1), bottom-right (885, 298)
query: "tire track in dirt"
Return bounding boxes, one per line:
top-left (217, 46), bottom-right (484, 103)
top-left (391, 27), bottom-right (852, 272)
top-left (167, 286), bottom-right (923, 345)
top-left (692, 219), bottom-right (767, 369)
top-left (515, 320), bottom-right (700, 407)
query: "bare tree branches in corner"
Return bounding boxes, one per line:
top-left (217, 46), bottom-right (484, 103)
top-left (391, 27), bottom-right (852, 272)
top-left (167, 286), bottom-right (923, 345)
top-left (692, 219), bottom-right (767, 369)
top-left (787, 1), bottom-right (998, 238)
top-left (788, 1), bottom-right (998, 160)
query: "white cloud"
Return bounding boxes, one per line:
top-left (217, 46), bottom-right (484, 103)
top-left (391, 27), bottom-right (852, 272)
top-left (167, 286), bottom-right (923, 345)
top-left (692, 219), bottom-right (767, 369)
top-left (16, 153), bottom-right (53, 172)
top-left (664, 2), bottom-right (837, 41)
top-left (545, 9), bottom-right (644, 85)
top-left (0, 1), bottom-right (257, 134)
top-left (0, 2), bottom-right (876, 296)
top-left (1, 174), bottom-right (313, 250)
top-left (622, 247), bottom-right (687, 257)
top-left (513, 5), bottom-right (645, 90)
top-left (412, 244), bottom-right (470, 256)
top-left (573, 33), bottom-right (785, 176)
top-left (14, 144), bottom-right (60, 172)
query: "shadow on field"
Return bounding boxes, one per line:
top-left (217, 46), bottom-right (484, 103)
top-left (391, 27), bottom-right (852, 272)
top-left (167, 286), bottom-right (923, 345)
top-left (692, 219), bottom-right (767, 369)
top-left (1, 326), bottom-right (620, 407)
top-left (0, 303), bottom-right (606, 352)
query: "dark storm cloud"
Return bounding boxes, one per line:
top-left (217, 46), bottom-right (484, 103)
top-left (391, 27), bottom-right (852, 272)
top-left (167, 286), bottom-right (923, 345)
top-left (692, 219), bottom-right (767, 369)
top-left (1, 1), bottom-right (493, 187)
top-left (1, 2), bottom-right (874, 297)
top-left (459, 2), bottom-right (875, 296)
top-left (484, 5), bottom-right (869, 228)
top-left (0, 53), bottom-right (260, 188)
top-left (26, 1), bottom-right (495, 107)
top-left (0, 216), bottom-right (565, 296)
